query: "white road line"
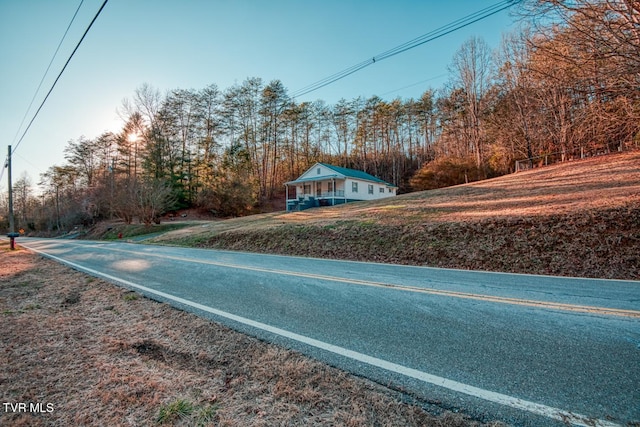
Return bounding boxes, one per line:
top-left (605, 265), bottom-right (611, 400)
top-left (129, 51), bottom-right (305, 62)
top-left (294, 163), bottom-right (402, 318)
top-left (26, 244), bottom-right (622, 427)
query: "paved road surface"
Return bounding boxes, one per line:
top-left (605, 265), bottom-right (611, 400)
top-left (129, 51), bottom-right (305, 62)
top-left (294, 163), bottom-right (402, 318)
top-left (16, 238), bottom-right (640, 426)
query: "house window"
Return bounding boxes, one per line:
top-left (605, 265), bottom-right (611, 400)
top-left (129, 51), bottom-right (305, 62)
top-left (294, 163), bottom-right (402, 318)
top-left (379, 187), bottom-right (384, 193)
top-left (388, 188), bottom-right (393, 193)
top-left (303, 184), bottom-right (311, 194)
top-left (368, 184), bottom-right (374, 194)
top-left (327, 181), bottom-right (334, 193)
top-left (317, 168), bottom-right (321, 175)
top-left (352, 182), bottom-right (358, 193)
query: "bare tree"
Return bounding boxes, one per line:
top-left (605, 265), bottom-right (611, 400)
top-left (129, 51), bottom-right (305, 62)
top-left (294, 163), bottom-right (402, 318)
top-left (195, 84), bottom-right (223, 188)
top-left (448, 36), bottom-right (494, 172)
top-left (64, 136), bottom-right (100, 187)
top-left (521, 0), bottom-right (640, 72)
top-left (332, 98), bottom-right (359, 166)
top-left (12, 174), bottom-right (32, 229)
top-left (111, 177), bottom-right (136, 225)
top-left (134, 178), bottom-right (176, 225)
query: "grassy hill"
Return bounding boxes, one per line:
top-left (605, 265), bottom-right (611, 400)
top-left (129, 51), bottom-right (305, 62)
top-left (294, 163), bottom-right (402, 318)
top-left (148, 151), bottom-right (640, 280)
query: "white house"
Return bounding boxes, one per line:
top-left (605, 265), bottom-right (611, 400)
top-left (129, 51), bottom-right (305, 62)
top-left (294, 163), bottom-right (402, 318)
top-left (285, 163), bottom-right (397, 211)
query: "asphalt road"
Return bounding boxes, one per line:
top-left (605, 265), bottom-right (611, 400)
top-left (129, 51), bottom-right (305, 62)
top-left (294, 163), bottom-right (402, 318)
top-left (16, 237), bottom-right (640, 426)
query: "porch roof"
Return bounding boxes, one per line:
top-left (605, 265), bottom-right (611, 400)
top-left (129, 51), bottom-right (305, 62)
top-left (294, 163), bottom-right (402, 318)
top-left (285, 174), bottom-right (343, 185)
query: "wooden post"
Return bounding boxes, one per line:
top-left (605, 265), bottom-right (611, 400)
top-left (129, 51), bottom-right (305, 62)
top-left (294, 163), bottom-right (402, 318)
top-left (332, 178), bottom-right (335, 206)
top-left (285, 184), bottom-right (289, 211)
top-left (7, 145), bottom-right (16, 250)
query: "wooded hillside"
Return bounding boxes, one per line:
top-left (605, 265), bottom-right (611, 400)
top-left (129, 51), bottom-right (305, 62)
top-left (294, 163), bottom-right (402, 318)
top-left (2, 0), bottom-right (638, 233)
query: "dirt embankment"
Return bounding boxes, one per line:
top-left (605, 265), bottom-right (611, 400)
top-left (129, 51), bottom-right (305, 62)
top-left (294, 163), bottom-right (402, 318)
top-left (187, 204), bottom-right (639, 279)
top-left (1, 248), bottom-right (503, 426)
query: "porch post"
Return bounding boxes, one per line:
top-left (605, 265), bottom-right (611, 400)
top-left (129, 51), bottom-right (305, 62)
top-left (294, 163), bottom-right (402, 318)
top-left (332, 178), bottom-right (335, 205)
top-left (344, 179), bottom-right (347, 203)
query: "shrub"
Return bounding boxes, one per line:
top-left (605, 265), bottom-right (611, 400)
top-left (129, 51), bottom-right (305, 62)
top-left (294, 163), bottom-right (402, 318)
top-left (156, 399), bottom-right (194, 424)
top-left (410, 156), bottom-right (481, 190)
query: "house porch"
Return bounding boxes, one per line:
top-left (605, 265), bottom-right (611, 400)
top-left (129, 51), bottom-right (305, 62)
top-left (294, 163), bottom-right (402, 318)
top-left (285, 178), bottom-right (346, 211)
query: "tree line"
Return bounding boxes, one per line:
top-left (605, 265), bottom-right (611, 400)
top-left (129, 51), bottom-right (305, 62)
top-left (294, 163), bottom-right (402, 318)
top-left (3, 0), bottom-right (638, 234)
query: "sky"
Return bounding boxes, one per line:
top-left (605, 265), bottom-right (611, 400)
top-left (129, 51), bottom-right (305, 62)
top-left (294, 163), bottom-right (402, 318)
top-left (0, 0), bottom-right (520, 193)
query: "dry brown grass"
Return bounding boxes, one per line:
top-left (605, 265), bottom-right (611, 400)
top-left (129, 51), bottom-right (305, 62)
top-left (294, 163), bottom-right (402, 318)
top-left (0, 247), bottom-right (503, 426)
top-left (151, 152), bottom-right (640, 280)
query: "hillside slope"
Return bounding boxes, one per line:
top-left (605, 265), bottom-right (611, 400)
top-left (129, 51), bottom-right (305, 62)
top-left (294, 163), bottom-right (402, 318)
top-left (151, 152), bottom-right (640, 280)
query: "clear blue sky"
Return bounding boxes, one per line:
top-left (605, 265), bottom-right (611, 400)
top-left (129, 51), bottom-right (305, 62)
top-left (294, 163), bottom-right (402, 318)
top-left (0, 0), bottom-right (519, 192)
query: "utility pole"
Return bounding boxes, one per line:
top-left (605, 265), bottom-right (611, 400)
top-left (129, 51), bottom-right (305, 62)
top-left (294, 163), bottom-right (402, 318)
top-left (6, 145), bottom-right (18, 250)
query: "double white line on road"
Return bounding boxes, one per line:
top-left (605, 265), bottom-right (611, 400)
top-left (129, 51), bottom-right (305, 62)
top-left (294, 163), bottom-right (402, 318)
top-left (23, 241), bottom-right (626, 427)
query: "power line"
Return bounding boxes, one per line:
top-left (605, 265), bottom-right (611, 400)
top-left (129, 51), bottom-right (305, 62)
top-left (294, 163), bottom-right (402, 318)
top-left (379, 73), bottom-right (448, 97)
top-left (10, 0), bottom-right (86, 148)
top-left (2, 0), bottom-right (107, 190)
top-left (291, 0), bottom-right (516, 98)
top-left (10, 0), bottom-right (109, 157)
top-left (290, 0), bottom-right (520, 99)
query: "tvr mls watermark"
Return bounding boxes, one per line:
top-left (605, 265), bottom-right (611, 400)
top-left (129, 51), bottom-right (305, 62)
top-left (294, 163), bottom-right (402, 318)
top-left (2, 402), bottom-right (54, 413)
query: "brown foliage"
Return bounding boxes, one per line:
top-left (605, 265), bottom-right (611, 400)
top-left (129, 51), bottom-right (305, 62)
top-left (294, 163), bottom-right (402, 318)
top-left (410, 157), bottom-right (482, 191)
